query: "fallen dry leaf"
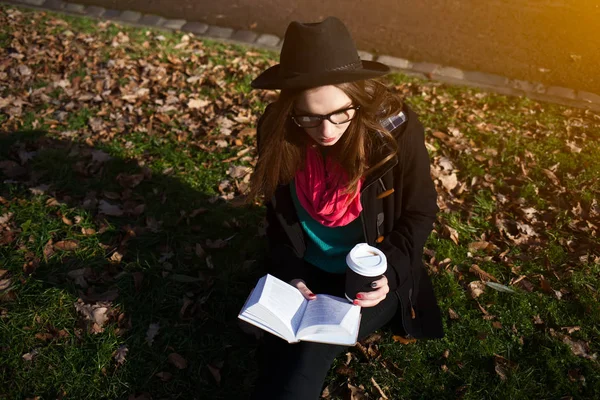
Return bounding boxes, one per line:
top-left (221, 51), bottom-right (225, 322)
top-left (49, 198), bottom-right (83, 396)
top-left (179, 296), bottom-right (195, 318)
top-left (468, 241), bottom-right (497, 254)
top-left (494, 354), bottom-right (517, 381)
top-left (98, 200), bottom-right (124, 217)
top-left (542, 168), bottom-right (561, 186)
top-left (335, 365), bottom-right (356, 377)
top-left (74, 299), bottom-right (112, 334)
top-left (91, 149), bottom-right (111, 163)
top-left (566, 141), bottom-right (582, 153)
top-left (54, 240), bottom-right (79, 251)
top-left (516, 222), bottom-right (538, 237)
top-left (195, 243), bottom-right (206, 259)
top-left (127, 201), bottom-right (145, 216)
top-left (512, 275), bottom-right (534, 292)
top-left (539, 275), bottom-right (553, 293)
top-left (439, 173), bottom-right (458, 191)
top-left (155, 371), bottom-right (173, 382)
top-left (110, 251), bottom-right (123, 263)
top-left (22, 349), bottom-right (39, 362)
top-left (205, 238), bottom-right (228, 249)
top-left (348, 383), bottom-right (367, 400)
top-left (92, 307), bottom-right (109, 327)
top-left (187, 98), bottom-right (209, 109)
top-left (321, 384), bottom-right (334, 399)
top-left (469, 264), bottom-right (499, 282)
top-left (207, 363), bottom-right (222, 385)
top-left (227, 165), bottom-right (252, 179)
top-left (67, 267), bottom-right (92, 288)
top-left (467, 280), bottom-right (486, 299)
top-left (189, 208), bottom-right (207, 218)
top-left (448, 308), bottom-right (460, 320)
top-left (0, 160), bottom-right (27, 178)
top-left (146, 323), bottom-right (160, 346)
top-left (116, 173), bottom-right (144, 189)
top-left (392, 335), bottom-right (417, 345)
top-left (561, 326), bottom-right (581, 334)
top-left (521, 207), bottom-right (538, 221)
top-left (81, 227), bottom-right (96, 236)
top-left (345, 352), bottom-right (353, 365)
top-left (370, 377), bottom-right (388, 399)
top-left (568, 369), bottom-right (585, 384)
top-left (79, 289), bottom-right (119, 303)
top-left (444, 225), bottom-right (459, 245)
top-left (114, 345), bottom-right (128, 365)
top-left (561, 336), bottom-right (596, 360)
top-left (354, 342), bottom-right (370, 360)
top-left (0, 278), bottom-right (11, 291)
top-left (0, 231), bottom-right (16, 246)
top-left (360, 332), bottom-right (383, 345)
top-left (35, 332), bottom-right (54, 341)
top-left (367, 344), bottom-right (379, 359)
top-left (0, 288), bottom-right (17, 302)
top-left (0, 213), bottom-right (13, 225)
top-left (167, 352), bottom-right (188, 369)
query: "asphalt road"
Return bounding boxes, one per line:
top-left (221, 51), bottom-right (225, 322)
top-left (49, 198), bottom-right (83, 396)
top-left (73, 0), bottom-right (600, 94)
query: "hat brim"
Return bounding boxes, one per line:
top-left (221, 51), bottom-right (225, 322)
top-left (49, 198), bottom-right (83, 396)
top-left (250, 60), bottom-right (391, 90)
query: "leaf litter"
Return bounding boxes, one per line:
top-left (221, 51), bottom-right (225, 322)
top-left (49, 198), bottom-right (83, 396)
top-left (0, 6), bottom-right (599, 399)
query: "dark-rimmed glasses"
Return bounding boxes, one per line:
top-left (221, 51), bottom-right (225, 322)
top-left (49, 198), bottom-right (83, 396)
top-left (290, 105), bottom-right (361, 128)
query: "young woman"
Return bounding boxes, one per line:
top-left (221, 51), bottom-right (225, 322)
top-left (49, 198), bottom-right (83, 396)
top-left (246, 16), bottom-right (444, 399)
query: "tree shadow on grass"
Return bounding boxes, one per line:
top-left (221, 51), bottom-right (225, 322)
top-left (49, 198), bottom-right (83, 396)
top-left (0, 130), bottom-right (267, 399)
top-left (3, 131), bottom-right (599, 400)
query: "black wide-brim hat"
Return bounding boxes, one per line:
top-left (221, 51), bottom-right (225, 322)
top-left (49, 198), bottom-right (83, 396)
top-left (251, 17), bottom-right (390, 90)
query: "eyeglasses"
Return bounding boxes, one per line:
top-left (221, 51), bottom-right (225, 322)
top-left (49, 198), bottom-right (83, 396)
top-left (290, 105), bottom-right (361, 128)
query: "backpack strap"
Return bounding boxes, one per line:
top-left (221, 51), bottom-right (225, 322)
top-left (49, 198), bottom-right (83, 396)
top-left (379, 111), bottom-right (407, 133)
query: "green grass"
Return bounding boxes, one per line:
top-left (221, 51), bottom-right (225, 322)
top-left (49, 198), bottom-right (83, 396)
top-left (1, 4), bottom-right (599, 400)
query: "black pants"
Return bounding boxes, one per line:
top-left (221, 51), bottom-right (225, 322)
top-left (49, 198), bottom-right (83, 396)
top-left (250, 264), bottom-right (400, 400)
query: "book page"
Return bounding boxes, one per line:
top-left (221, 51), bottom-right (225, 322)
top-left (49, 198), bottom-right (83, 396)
top-left (239, 274), bottom-right (308, 341)
top-left (295, 294), bottom-right (361, 342)
top-left (239, 276), bottom-right (289, 340)
top-left (260, 275), bottom-right (308, 335)
top-left (296, 313), bottom-right (362, 346)
top-left (238, 311), bottom-right (295, 342)
top-left (241, 275), bottom-right (266, 311)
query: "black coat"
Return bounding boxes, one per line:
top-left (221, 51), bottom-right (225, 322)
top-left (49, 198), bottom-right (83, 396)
top-left (257, 102), bottom-right (444, 339)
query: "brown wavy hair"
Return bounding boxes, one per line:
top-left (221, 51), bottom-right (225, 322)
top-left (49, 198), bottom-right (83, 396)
top-left (246, 78), bottom-right (403, 202)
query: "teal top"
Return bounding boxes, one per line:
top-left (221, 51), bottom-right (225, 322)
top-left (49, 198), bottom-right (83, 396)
top-left (290, 180), bottom-right (364, 274)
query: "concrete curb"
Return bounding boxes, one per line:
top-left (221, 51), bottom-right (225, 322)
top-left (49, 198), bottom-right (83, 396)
top-left (3, 0), bottom-right (599, 112)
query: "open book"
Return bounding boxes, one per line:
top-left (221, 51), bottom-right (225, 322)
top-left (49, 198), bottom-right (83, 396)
top-left (238, 274), bottom-right (362, 345)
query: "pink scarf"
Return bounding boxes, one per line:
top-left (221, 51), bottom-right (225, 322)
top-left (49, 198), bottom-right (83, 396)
top-left (294, 146), bottom-right (363, 227)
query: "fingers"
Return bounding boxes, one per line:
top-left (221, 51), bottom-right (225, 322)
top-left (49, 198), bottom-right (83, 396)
top-left (354, 292), bottom-right (387, 307)
top-left (289, 279), bottom-right (317, 300)
top-left (354, 280), bottom-right (389, 307)
top-left (369, 274), bottom-right (388, 289)
top-left (356, 285), bottom-right (389, 301)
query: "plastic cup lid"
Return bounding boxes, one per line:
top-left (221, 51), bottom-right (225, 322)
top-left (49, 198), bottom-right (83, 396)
top-left (346, 243), bottom-right (387, 276)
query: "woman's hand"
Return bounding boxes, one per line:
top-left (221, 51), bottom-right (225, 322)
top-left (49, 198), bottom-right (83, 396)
top-left (354, 275), bottom-right (389, 307)
top-left (289, 279), bottom-right (317, 300)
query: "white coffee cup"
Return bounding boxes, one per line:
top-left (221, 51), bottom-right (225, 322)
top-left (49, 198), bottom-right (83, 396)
top-left (345, 243), bottom-right (388, 302)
